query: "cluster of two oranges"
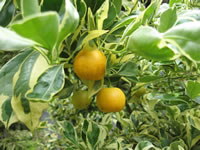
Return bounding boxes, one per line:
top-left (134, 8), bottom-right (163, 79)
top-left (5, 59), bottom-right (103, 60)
top-left (72, 47), bottom-right (126, 113)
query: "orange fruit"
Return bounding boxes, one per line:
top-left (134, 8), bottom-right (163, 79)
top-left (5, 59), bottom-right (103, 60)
top-left (96, 88), bottom-right (126, 112)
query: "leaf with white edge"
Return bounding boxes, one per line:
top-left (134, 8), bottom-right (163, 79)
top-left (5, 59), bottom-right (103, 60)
top-left (127, 26), bottom-right (175, 61)
top-left (26, 65), bottom-right (65, 102)
top-left (11, 50), bottom-right (51, 131)
top-left (63, 121), bottom-right (78, 145)
top-left (0, 0), bottom-right (6, 11)
top-left (10, 12), bottom-right (59, 50)
top-left (103, 2), bottom-right (117, 29)
top-left (0, 0), bottom-right (15, 27)
top-left (21, 0), bottom-right (40, 18)
top-left (0, 50), bottom-right (34, 128)
top-left (95, 0), bottom-right (109, 30)
top-left (56, 0), bottom-right (79, 53)
top-left (164, 22), bottom-right (200, 63)
top-left (86, 122), bottom-right (101, 150)
top-left (0, 27), bottom-right (35, 51)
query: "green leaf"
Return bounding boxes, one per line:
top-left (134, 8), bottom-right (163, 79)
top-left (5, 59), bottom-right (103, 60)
top-left (41, 0), bottom-right (63, 12)
top-left (21, 0), bottom-right (40, 18)
top-left (11, 50), bottom-right (50, 131)
top-left (84, 0), bottom-right (105, 14)
top-left (169, 139), bottom-right (187, 150)
top-left (55, 79), bottom-right (74, 99)
top-left (26, 65), bottom-right (65, 102)
top-left (10, 12), bottom-right (59, 50)
top-left (135, 141), bottom-right (157, 150)
top-left (56, 0), bottom-right (79, 53)
top-left (95, 0), bottom-right (109, 30)
top-left (0, 50), bottom-right (37, 128)
top-left (70, 0), bottom-right (87, 45)
top-left (0, 0), bottom-right (15, 27)
top-left (166, 106), bottom-right (180, 120)
top-left (164, 22), bottom-right (200, 63)
top-left (117, 61), bottom-right (138, 77)
top-left (63, 121), bottom-right (78, 145)
top-left (169, 0), bottom-right (182, 7)
top-left (0, 27), bottom-right (35, 51)
top-left (87, 122), bottom-right (100, 150)
top-left (110, 15), bottom-right (137, 34)
top-left (185, 81), bottom-right (200, 99)
top-left (187, 107), bottom-right (200, 130)
top-left (127, 26), bottom-right (175, 61)
top-left (158, 7), bottom-right (177, 33)
top-left (122, 0), bottom-right (157, 39)
top-left (139, 75), bottom-right (162, 82)
top-left (112, 0), bottom-right (122, 15)
top-left (103, 2), bottom-right (117, 29)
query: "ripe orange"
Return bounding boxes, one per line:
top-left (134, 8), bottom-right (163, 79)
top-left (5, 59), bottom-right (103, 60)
top-left (96, 88), bottom-right (126, 112)
top-left (73, 49), bottom-right (107, 80)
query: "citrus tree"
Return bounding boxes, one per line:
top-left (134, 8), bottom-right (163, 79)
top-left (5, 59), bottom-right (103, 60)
top-left (1, 0), bottom-right (200, 149)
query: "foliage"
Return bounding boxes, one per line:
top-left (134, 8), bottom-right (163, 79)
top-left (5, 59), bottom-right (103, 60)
top-left (1, 0), bottom-right (200, 149)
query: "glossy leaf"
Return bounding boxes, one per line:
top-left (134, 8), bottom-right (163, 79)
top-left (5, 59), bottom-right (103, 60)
top-left (127, 26), bottom-right (175, 61)
top-left (0, 0), bottom-right (15, 27)
top-left (11, 12), bottom-right (59, 50)
top-left (164, 22), bottom-right (200, 63)
top-left (21, 0), bottom-right (40, 17)
top-left (158, 7), bottom-right (177, 32)
top-left (0, 27), bottom-right (35, 51)
top-left (26, 65), bottom-right (65, 102)
top-left (11, 50), bottom-right (50, 131)
top-left (0, 50), bottom-right (34, 128)
top-left (56, 0), bottom-right (79, 53)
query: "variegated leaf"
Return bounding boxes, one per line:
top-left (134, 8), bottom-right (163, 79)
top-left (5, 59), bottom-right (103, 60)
top-left (0, 50), bottom-right (34, 128)
top-left (11, 50), bottom-right (51, 131)
top-left (26, 65), bottom-right (65, 102)
top-left (56, 0), bottom-right (79, 53)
